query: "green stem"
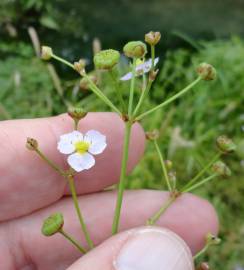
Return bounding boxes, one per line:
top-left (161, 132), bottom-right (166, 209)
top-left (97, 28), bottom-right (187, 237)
top-left (52, 54), bottom-right (74, 69)
top-left (59, 229), bottom-right (87, 254)
top-left (147, 195), bottom-right (177, 225)
top-left (112, 121), bottom-right (132, 234)
top-left (84, 74), bottom-right (121, 115)
top-left (133, 80), bottom-right (153, 117)
top-left (151, 45), bottom-right (155, 71)
top-left (154, 140), bottom-right (172, 191)
top-left (109, 69), bottom-right (126, 112)
top-left (182, 174), bottom-right (218, 193)
top-left (183, 152), bottom-right (221, 190)
top-left (128, 58), bottom-right (137, 117)
top-left (51, 53), bottom-right (121, 115)
top-left (193, 244), bottom-right (210, 260)
top-left (67, 176), bottom-right (94, 249)
top-left (35, 148), bottom-right (65, 176)
top-left (136, 77), bottom-right (202, 121)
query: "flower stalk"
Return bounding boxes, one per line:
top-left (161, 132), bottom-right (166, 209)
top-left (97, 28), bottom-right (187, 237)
top-left (136, 76), bottom-right (202, 121)
top-left (59, 228), bottom-right (87, 254)
top-left (67, 175), bottom-right (94, 249)
top-left (153, 140), bottom-right (172, 191)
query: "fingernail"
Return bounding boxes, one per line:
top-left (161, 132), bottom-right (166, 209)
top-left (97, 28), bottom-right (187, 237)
top-left (114, 227), bottom-right (194, 270)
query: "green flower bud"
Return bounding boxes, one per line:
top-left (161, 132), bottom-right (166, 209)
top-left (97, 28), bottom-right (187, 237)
top-left (79, 74), bottom-right (98, 90)
top-left (165, 160), bottom-right (173, 170)
top-left (93, 49), bottom-right (120, 70)
top-left (216, 135), bottom-right (236, 153)
top-left (145, 129), bottom-right (159, 140)
top-left (42, 213), bottom-right (64, 236)
top-left (68, 107), bottom-right (87, 120)
top-left (196, 63), bottom-right (217, 81)
top-left (26, 137), bottom-right (38, 151)
top-left (206, 233), bottom-right (221, 245)
top-left (145, 31), bottom-right (161, 46)
top-left (123, 41), bottom-right (147, 58)
top-left (212, 161), bottom-right (231, 177)
top-left (74, 59), bottom-right (86, 73)
top-left (41, 46), bottom-right (53, 60)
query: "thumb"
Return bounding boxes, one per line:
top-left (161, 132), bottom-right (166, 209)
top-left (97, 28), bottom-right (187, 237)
top-left (67, 227), bottom-right (194, 270)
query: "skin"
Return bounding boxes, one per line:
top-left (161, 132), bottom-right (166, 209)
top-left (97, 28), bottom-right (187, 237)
top-left (0, 113), bottom-right (219, 270)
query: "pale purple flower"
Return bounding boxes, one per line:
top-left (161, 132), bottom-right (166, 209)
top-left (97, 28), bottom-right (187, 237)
top-left (120, 57), bottom-right (159, 81)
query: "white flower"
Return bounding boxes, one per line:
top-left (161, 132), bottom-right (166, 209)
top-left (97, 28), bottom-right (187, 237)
top-left (57, 130), bottom-right (107, 172)
top-left (120, 57), bottom-right (159, 81)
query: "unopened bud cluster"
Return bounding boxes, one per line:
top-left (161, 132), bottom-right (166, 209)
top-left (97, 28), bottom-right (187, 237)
top-left (216, 135), bottom-right (236, 153)
top-left (26, 137), bottom-right (38, 151)
top-left (196, 63), bottom-right (217, 81)
top-left (41, 46), bottom-right (53, 60)
top-left (68, 107), bottom-right (87, 121)
top-left (145, 31), bottom-right (161, 46)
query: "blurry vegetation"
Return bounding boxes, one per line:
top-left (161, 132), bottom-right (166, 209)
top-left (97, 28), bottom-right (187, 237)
top-left (0, 0), bottom-right (244, 269)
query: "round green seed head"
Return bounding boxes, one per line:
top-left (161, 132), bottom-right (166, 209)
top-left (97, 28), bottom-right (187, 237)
top-left (93, 49), bottom-right (120, 70)
top-left (42, 213), bottom-right (64, 236)
top-left (196, 63), bottom-right (217, 81)
top-left (216, 135), bottom-right (236, 153)
top-left (123, 41), bottom-right (147, 58)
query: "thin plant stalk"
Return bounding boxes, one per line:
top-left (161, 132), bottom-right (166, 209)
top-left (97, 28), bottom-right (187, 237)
top-left (183, 152), bottom-right (221, 190)
top-left (133, 80), bottom-right (153, 117)
top-left (111, 121), bottom-right (132, 234)
top-left (35, 148), bottom-right (65, 176)
top-left (193, 244), bottom-right (210, 260)
top-left (109, 69), bottom-right (126, 112)
top-left (136, 77), bottom-right (202, 121)
top-left (147, 195), bottom-right (177, 225)
top-left (67, 176), bottom-right (94, 249)
top-left (51, 53), bottom-right (121, 115)
top-left (59, 229), bottom-right (87, 254)
top-left (83, 74), bottom-right (121, 115)
top-left (182, 174), bottom-right (218, 193)
top-left (150, 45), bottom-right (155, 70)
top-left (128, 58), bottom-right (137, 117)
top-left (112, 58), bottom-right (137, 234)
top-left (154, 140), bottom-right (172, 191)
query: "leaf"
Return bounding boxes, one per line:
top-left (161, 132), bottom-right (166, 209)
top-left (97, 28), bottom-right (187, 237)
top-left (40, 15), bottom-right (60, 31)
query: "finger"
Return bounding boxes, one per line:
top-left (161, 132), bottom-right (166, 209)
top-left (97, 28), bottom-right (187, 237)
top-left (68, 227), bottom-right (194, 270)
top-left (0, 113), bottom-right (145, 220)
top-left (0, 191), bottom-right (218, 270)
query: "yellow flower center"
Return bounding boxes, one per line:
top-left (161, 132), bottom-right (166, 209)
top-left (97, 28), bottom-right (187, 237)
top-left (74, 141), bottom-right (90, 154)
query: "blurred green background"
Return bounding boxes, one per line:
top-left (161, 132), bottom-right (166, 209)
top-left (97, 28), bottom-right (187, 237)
top-left (0, 0), bottom-right (244, 269)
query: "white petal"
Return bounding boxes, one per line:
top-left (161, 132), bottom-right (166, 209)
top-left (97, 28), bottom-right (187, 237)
top-left (57, 140), bottom-right (75, 154)
top-left (67, 152), bottom-right (95, 172)
top-left (84, 130), bottom-right (106, 144)
top-left (58, 131), bottom-right (84, 154)
top-left (120, 72), bottom-right (133, 81)
top-left (89, 141), bottom-right (107, 155)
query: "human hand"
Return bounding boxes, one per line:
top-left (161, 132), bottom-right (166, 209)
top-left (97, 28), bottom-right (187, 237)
top-left (0, 113), bottom-right (218, 269)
